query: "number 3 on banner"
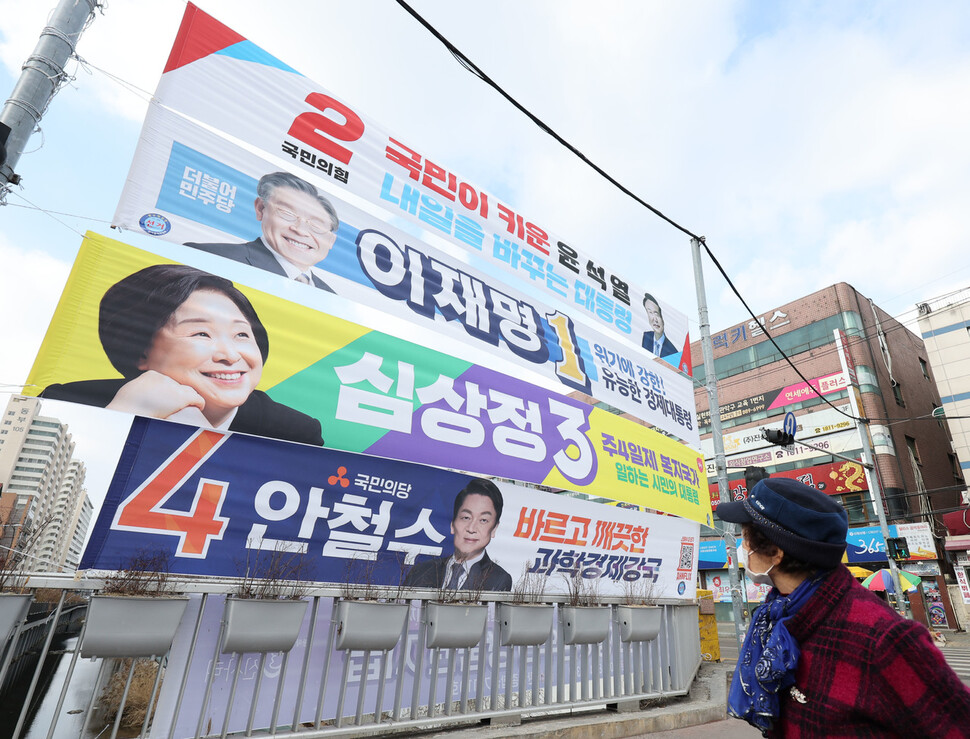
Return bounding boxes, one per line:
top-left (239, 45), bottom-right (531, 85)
top-left (112, 430), bottom-right (231, 558)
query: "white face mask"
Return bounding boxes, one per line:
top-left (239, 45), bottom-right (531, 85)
top-left (739, 544), bottom-right (775, 586)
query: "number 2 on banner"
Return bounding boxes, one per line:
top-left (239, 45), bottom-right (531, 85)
top-left (112, 430), bottom-right (231, 558)
top-left (288, 92), bottom-right (365, 165)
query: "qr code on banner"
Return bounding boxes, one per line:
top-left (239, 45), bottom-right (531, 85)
top-left (678, 543), bottom-right (694, 571)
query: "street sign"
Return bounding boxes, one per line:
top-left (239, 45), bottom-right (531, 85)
top-left (783, 412), bottom-right (797, 439)
top-left (932, 406), bottom-right (946, 419)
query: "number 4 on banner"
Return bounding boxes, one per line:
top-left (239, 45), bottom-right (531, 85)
top-left (112, 429), bottom-right (231, 558)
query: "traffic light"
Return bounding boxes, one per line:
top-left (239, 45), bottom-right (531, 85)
top-left (763, 429), bottom-right (795, 447)
top-left (886, 537), bottom-right (910, 560)
top-left (744, 466), bottom-right (770, 493)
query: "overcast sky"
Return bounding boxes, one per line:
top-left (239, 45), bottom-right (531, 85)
top-left (3, 0), bottom-right (970, 504)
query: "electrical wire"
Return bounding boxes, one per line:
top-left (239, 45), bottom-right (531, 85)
top-left (395, 0), bottom-right (863, 424)
top-left (2, 200), bottom-right (113, 223)
top-left (4, 189), bottom-right (85, 238)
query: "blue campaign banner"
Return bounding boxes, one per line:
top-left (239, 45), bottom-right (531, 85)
top-left (80, 416), bottom-right (467, 584)
top-left (80, 416), bottom-right (700, 598)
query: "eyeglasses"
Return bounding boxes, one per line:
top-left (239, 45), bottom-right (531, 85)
top-left (270, 204), bottom-right (334, 235)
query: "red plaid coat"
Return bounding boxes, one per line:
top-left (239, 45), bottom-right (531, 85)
top-left (767, 565), bottom-right (970, 737)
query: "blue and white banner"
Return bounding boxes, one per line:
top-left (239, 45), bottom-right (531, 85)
top-left (113, 3), bottom-right (693, 376)
top-left (81, 417), bottom-right (700, 599)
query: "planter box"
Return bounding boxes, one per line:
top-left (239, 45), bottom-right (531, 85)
top-left (334, 600), bottom-right (409, 651)
top-left (0, 593), bottom-right (31, 641)
top-left (498, 603), bottom-right (554, 647)
top-left (426, 602), bottom-right (488, 649)
top-left (617, 605), bottom-right (662, 643)
top-left (81, 595), bottom-right (189, 658)
top-left (222, 597), bottom-right (308, 654)
top-left (561, 606), bottom-right (611, 645)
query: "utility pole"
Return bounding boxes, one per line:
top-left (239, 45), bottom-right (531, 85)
top-left (692, 237), bottom-right (747, 650)
top-left (0, 0), bottom-right (101, 187)
top-left (832, 329), bottom-right (907, 613)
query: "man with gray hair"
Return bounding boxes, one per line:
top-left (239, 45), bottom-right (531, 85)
top-left (186, 171), bottom-right (340, 292)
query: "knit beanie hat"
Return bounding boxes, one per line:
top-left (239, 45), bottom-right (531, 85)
top-left (716, 478), bottom-right (848, 569)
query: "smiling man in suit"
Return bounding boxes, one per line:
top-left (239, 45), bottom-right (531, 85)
top-left (404, 478), bottom-right (513, 593)
top-left (186, 171), bottom-right (340, 292)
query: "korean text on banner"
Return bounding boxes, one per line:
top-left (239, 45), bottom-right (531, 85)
top-left (110, 104), bottom-right (698, 444)
top-left (26, 232), bottom-right (710, 524)
top-left (80, 415), bottom-right (701, 600)
top-left (113, 2), bottom-right (692, 374)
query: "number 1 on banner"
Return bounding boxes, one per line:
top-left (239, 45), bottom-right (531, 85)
top-left (112, 429), bottom-right (231, 558)
top-left (547, 311), bottom-right (591, 392)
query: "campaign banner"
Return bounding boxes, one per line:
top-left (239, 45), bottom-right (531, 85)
top-left (79, 416), bottom-right (701, 598)
top-left (697, 371), bottom-right (847, 428)
top-left (112, 3), bottom-right (693, 374)
top-left (705, 428), bottom-right (860, 477)
top-left (699, 404), bottom-right (853, 459)
top-left (111, 105), bottom-right (699, 443)
top-left (26, 233), bottom-right (710, 523)
top-left (703, 569), bottom-right (772, 604)
top-left (708, 460), bottom-right (868, 508)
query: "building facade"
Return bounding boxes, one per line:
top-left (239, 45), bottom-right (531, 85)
top-left (693, 283), bottom-right (963, 627)
top-left (917, 288), bottom-right (970, 477)
top-left (0, 395), bottom-right (91, 572)
top-left (37, 459), bottom-right (89, 570)
top-left (916, 287), bottom-right (970, 627)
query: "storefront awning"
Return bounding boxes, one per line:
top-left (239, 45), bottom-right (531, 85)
top-left (944, 534), bottom-right (970, 551)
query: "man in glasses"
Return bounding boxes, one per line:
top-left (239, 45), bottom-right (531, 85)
top-left (186, 171), bottom-right (340, 292)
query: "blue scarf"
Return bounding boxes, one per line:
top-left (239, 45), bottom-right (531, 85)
top-left (728, 573), bottom-right (826, 735)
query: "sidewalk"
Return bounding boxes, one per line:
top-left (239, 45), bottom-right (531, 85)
top-left (426, 661), bottom-right (733, 739)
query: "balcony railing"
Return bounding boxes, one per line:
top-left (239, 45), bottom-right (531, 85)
top-left (1, 575), bottom-right (701, 739)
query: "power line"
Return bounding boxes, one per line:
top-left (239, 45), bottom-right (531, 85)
top-left (3, 189), bottom-right (85, 238)
top-left (396, 0), bottom-right (859, 424)
top-left (1, 199), bottom-right (112, 223)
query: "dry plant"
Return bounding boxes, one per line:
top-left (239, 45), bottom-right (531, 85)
top-left (510, 566), bottom-right (547, 604)
top-left (99, 657), bottom-right (162, 729)
top-left (340, 551), bottom-right (409, 602)
top-left (235, 539), bottom-right (311, 600)
top-left (0, 514), bottom-right (55, 592)
top-left (621, 575), bottom-right (658, 606)
top-left (102, 549), bottom-right (172, 597)
top-left (562, 569), bottom-right (601, 607)
top-left (434, 563), bottom-right (493, 605)
top-left (33, 587), bottom-right (85, 605)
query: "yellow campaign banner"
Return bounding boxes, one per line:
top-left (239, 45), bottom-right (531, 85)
top-left (27, 232), bottom-right (710, 525)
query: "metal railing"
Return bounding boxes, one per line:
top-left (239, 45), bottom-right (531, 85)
top-left (1, 576), bottom-right (702, 739)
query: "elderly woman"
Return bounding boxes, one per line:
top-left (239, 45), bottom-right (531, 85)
top-left (42, 264), bottom-right (323, 446)
top-left (718, 477), bottom-right (970, 737)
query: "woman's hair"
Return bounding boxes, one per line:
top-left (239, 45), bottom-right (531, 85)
top-left (741, 523), bottom-right (817, 576)
top-left (99, 264), bottom-right (270, 378)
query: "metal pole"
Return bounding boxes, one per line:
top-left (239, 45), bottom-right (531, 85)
top-left (0, 0), bottom-right (100, 186)
top-left (691, 237), bottom-right (747, 650)
top-left (832, 330), bottom-right (907, 613)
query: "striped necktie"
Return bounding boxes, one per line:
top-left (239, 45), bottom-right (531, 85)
top-left (295, 273), bottom-right (310, 285)
top-left (445, 563), bottom-right (464, 589)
